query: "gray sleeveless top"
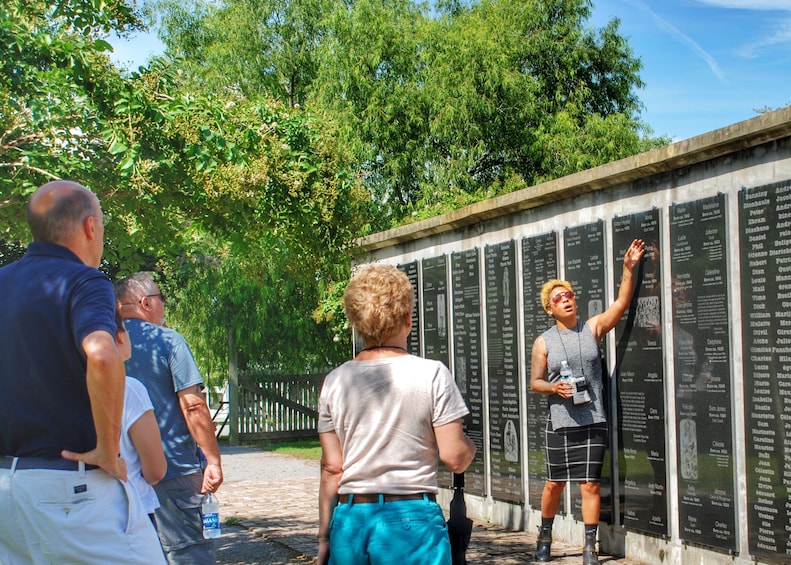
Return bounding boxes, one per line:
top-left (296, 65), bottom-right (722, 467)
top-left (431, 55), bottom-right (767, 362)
top-left (541, 321), bottom-right (607, 431)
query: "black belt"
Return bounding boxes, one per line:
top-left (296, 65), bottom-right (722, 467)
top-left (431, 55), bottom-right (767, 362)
top-left (0, 456), bottom-right (99, 471)
top-left (338, 493), bottom-right (436, 504)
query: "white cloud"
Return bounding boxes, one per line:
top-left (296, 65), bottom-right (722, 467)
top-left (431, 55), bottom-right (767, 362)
top-left (737, 18), bottom-right (791, 57)
top-left (627, 0), bottom-right (727, 82)
top-left (694, 0), bottom-right (791, 9)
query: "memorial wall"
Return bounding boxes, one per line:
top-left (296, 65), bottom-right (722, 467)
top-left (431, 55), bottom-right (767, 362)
top-left (355, 108), bottom-right (791, 564)
top-left (739, 180), bottom-right (791, 561)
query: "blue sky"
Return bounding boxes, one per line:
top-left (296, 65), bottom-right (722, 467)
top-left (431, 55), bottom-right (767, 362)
top-left (111, 0), bottom-right (791, 142)
top-left (590, 0), bottom-right (791, 140)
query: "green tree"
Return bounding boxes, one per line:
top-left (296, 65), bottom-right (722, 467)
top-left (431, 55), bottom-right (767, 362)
top-left (103, 65), bottom-right (369, 379)
top-left (312, 0), bottom-right (429, 220)
top-left (149, 0), bottom-right (332, 107)
top-left (314, 0), bottom-right (666, 222)
top-left (2, 0), bottom-right (672, 384)
top-left (164, 249), bottom-right (351, 381)
top-left (152, 0), bottom-right (669, 228)
top-left (0, 0), bottom-right (141, 240)
top-left (2, 1), bottom-right (370, 382)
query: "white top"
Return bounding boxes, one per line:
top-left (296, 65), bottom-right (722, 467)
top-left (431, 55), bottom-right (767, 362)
top-left (318, 355), bottom-right (469, 494)
top-left (121, 377), bottom-right (160, 514)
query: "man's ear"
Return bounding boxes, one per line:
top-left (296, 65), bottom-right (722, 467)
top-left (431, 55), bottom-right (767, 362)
top-left (83, 214), bottom-right (97, 241)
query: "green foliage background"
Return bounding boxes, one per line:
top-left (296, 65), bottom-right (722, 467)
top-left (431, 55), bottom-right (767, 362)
top-left (1, 0), bottom-right (675, 386)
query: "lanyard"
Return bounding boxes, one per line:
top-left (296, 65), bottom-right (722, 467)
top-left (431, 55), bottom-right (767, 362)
top-left (556, 321), bottom-right (586, 377)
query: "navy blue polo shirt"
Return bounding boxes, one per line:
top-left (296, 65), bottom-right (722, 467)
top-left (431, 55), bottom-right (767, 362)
top-left (0, 242), bottom-right (117, 458)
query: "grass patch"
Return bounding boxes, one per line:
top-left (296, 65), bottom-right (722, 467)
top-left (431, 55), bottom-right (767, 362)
top-left (258, 438), bottom-right (322, 461)
top-left (218, 436), bottom-right (323, 460)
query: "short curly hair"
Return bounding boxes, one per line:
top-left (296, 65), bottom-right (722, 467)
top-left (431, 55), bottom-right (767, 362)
top-left (343, 263), bottom-right (414, 345)
top-left (540, 279), bottom-right (574, 310)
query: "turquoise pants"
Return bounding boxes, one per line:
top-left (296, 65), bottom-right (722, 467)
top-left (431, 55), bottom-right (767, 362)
top-left (329, 494), bottom-right (451, 565)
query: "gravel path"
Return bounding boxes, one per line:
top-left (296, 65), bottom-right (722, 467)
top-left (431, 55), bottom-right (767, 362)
top-left (212, 444), bottom-right (643, 565)
top-left (214, 445), bottom-right (320, 565)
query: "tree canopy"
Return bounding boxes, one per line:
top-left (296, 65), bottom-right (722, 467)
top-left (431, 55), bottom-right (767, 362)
top-left (152, 0), bottom-right (667, 225)
top-left (1, 0), bottom-right (136, 237)
top-left (1, 0), bottom-right (369, 381)
top-left (1, 0), bottom-right (670, 384)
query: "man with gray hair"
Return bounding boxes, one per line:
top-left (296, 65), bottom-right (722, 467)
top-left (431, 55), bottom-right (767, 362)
top-left (116, 272), bottom-right (223, 564)
top-left (0, 180), bottom-right (165, 563)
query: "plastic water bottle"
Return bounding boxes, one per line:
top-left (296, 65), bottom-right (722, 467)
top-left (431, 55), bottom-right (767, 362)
top-left (560, 360), bottom-right (591, 405)
top-left (559, 360), bottom-right (573, 383)
top-left (202, 493), bottom-right (221, 539)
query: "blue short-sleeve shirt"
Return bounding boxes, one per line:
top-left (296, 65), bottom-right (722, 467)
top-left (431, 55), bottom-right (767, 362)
top-left (123, 318), bottom-right (205, 479)
top-left (0, 242), bottom-right (117, 457)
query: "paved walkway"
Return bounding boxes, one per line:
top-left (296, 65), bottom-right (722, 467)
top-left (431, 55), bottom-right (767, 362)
top-left (214, 445), bottom-right (645, 565)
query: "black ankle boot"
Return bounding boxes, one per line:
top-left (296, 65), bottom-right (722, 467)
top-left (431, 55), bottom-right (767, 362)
top-left (582, 534), bottom-right (598, 565)
top-left (535, 526), bottom-right (552, 562)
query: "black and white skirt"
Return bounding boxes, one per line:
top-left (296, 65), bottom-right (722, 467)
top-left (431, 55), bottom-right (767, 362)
top-left (544, 421), bottom-right (608, 482)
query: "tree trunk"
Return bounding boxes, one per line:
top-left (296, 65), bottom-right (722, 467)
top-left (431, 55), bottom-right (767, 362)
top-left (228, 325), bottom-right (240, 446)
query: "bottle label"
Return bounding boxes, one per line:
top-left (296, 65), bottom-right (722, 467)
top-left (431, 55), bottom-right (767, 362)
top-left (203, 512), bottom-right (220, 530)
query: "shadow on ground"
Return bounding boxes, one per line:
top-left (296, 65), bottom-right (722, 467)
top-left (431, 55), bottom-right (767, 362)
top-left (215, 523), bottom-right (310, 565)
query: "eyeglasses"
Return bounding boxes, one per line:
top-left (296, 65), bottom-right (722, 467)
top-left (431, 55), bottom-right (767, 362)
top-left (119, 293), bottom-right (166, 307)
top-left (550, 290), bottom-right (574, 305)
top-left (86, 210), bottom-right (110, 227)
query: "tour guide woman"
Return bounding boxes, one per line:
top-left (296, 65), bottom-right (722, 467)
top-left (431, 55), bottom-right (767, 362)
top-left (530, 239), bottom-right (645, 564)
top-left (317, 263), bottom-right (476, 565)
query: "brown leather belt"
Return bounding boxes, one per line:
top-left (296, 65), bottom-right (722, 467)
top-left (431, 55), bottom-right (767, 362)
top-left (338, 493), bottom-right (436, 504)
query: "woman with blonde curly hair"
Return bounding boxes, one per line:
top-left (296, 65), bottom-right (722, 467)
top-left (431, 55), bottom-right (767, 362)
top-left (530, 239), bottom-right (645, 564)
top-left (317, 263), bottom-right (476, 565)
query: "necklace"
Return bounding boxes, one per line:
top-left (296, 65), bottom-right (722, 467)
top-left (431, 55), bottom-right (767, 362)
top-left (361, 345), bottom-right (408, 353)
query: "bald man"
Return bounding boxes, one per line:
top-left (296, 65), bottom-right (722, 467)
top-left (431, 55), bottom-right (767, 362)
top-left (0, 181), bottom-right (165, 564)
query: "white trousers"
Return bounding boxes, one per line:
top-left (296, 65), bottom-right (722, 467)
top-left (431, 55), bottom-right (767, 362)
top-left (0, 463), bottom-right (166, 564)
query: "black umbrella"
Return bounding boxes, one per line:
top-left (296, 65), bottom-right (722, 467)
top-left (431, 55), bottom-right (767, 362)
top-left (447, 473), bottom-right (472, 565)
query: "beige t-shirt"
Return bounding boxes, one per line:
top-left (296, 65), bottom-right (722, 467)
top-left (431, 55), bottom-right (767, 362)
top-left (318, 355), bottom-right (469, 494)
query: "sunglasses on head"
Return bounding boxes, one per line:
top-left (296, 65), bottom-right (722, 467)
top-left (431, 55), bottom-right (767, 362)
top-left (550, 290), bottom-right (574, 305)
